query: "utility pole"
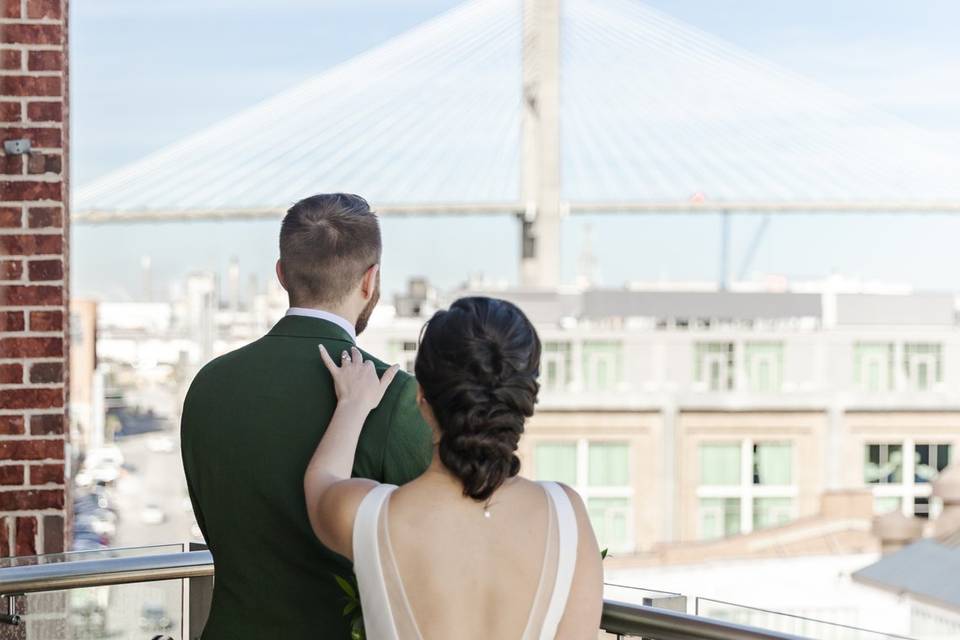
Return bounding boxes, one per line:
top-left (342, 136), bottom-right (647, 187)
top-left (520, 0), bottom-right (561, 289)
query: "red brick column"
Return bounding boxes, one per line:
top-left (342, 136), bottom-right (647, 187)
top-left (0, 0), bottom-right (69, 561)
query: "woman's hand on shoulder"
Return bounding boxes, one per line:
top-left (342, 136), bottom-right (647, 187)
top-left (319, 345), bottom-right (400, 413)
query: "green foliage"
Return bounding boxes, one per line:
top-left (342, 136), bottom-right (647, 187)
top-left (334, 574), bottom-right (357, 600)
top-left (350, 615), bottom-right (364, 640)
top-left (334, 573), bottom-right (365, 640)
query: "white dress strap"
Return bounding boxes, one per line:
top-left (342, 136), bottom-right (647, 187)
top-left (351, 484), bottom-right (399, 640)
top-left (539, 482), bottom-right (579, 640)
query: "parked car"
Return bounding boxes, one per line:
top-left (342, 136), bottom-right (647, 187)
top-left (72, 488), bottom-right (116, 550)
top-left (74, 490), bottom-right (115, 516)
top-left (71, 536), bottom-right (107, 552)
top-left (71, 527), bottom-right (109, 551)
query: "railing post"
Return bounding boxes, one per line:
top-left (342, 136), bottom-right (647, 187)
top-left (0, 594), bottom-right (21, 626)
top-left (184, 542), bottom-right (213, 640)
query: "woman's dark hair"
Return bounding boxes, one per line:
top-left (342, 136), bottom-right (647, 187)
top-left (415, 297), bottom-right (541, 502)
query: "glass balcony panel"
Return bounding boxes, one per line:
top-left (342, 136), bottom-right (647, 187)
top-left (603, 582), bottom-right (686, 609)
top-left (10, 580), bottom-right (183, 640)
top-left (0, 546), bottom-right (837, 640)
top-left (697, 596), bottom-right (908, 639)
top-left (0, 544), bottom-right (187, 569)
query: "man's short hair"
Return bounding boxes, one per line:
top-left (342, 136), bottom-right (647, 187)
top-left (279, 193), bottom-right (381, 306)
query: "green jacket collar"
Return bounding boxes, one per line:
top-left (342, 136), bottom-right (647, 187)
top-left (267, 315), bottom-right (356, 344)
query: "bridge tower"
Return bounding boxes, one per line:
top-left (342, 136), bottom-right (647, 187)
top-left (520, 0), bottom-right (562, 288)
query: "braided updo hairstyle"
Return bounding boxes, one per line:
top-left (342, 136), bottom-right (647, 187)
top-left (414, 297), bottom-right (541, 502)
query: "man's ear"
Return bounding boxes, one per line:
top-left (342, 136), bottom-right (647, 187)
top-left (275, 259), bottom-right (287, 291)
top-left (360, 264), bottom-right (380, 300)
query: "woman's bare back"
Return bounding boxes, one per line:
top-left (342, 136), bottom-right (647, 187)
top-left (383, 474), bottom-right (602, 639)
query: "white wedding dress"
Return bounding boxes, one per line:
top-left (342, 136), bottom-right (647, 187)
top-left (352, 481), bottom-right (579, 640)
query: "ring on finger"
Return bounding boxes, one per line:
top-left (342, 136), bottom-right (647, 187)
top-left (341, 351), bottom-right (351, 363)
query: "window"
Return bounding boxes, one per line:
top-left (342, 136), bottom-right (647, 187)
top-left (588, 442), bottom-right (630, 486)
top-left (582, 341), bottom-right (622, 391)
top-left (915, 443), bottom-right (951, 483)
top-left (699, 498), bottom-right (741, 540)
top-left (754, 443), bottom-right (792, 485)
top-left (864, 444), bottom-right (903, 484)
top-left (696, 440), bottom-right (796, 539)
top-left (541, 341), bottom-right (572, 392)
top-left (873, 497), bottom-right (901, 514)
top-left (744, 342), bottom-right (783, 392)
top-left (699, 444), bottom-right (740, 486)
top-left (903, 343), bottom-right (943, 391)
top-left (533, 442), bottom-right (577, 485)
top-left (753, 497), bottom-right (794, 530)
top-left (390, 340), bottom-right (418, 373)
top-left (865, 441), bottom-right (952, 518)
top-left (695, 342), bottom-right (734, 391)
top-left (588, 498), bottom-right (631, 551)
top-left (533, 440), bottom-right (633, 552)
top-left (853, 343), bottom-right (894, 392)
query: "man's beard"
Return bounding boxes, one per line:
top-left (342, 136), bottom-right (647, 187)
top-left (354, 275), bottom-right (380, 336)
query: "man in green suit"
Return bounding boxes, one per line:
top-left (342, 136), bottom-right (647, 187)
top-left (181, 193), bottom-right (432, 639)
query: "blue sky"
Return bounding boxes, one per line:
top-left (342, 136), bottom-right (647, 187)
top-left (71, 0), bottom-right (960, 301)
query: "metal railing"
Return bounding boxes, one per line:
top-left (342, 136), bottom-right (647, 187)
top-left (602, 599), bottom-right (805, 640)
top-left (0, 546), bottom-right (807, 640)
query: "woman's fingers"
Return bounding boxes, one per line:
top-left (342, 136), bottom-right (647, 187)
top-left (321, 345), bottom-right (400, 401)
top-left (380, 364), bottom-right (400, 392)
top-left (318, 344), bottom-right (339, 375)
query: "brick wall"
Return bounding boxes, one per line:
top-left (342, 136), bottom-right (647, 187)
top-left (0, 0), bottom-right (69, 561)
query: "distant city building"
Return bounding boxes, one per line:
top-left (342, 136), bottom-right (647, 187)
top-left (363, 279), bottom-right (960, 556)
top-left (81, 272), bottom-right (960, 556)
top-left (69, 299), bottom-right (104, 453)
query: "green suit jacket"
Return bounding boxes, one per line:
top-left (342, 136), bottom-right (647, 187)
top-left (181, 314), bottom-right (432, 639)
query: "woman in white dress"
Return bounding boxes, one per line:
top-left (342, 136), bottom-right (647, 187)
top-left (304, 296), bottom-right (603, 639)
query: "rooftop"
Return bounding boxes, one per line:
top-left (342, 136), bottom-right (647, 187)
top-left (853, 538), bottom-right (960, 614)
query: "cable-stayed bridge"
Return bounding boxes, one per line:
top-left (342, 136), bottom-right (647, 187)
top-left (74, 0), bottom-right (960, 287)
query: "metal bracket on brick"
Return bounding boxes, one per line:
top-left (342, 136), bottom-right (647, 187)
top-left (0, 594), bottom-right (22, 626)
top-left (3, 139), bottom-right (31, 156)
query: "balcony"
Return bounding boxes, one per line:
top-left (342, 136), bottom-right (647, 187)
top-left (0, 545), bottom-right (908, 640)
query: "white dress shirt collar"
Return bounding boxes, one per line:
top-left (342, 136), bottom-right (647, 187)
top-left (285, 307), bottom-right (357, 342)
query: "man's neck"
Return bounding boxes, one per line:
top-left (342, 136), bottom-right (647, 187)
top-left (291, 303), bottom-right (355, 323)
top-left (286, 306), bottom-right (358, 341)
